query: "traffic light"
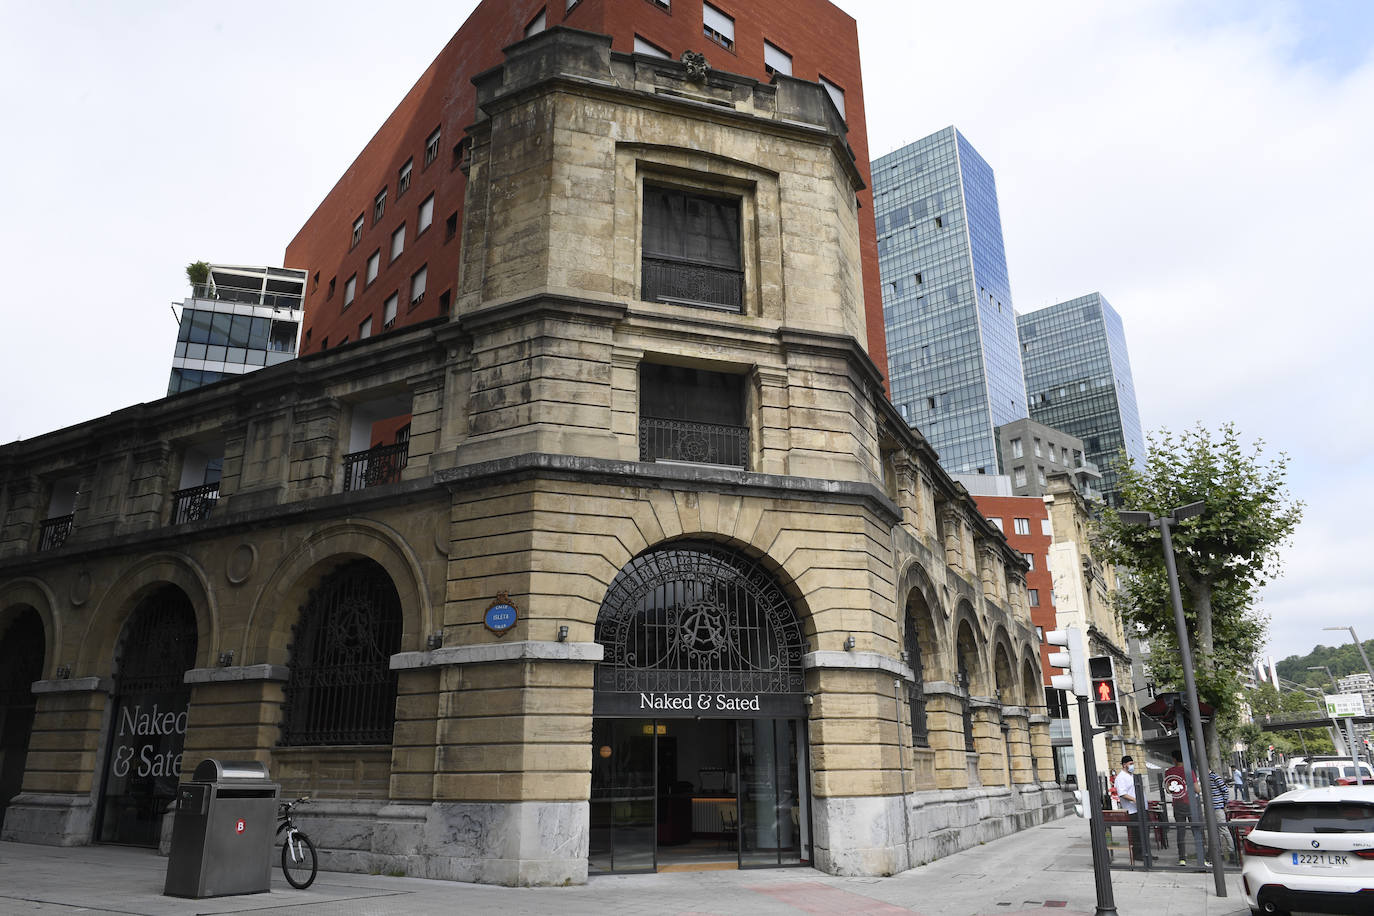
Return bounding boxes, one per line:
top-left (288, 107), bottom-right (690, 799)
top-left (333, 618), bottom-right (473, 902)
top-left (1089, 655), bottom-right (1121, 727)
top-left (1046, 627), bottom-right (1088, 697)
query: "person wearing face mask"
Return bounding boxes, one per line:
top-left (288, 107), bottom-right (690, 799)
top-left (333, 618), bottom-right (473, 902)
top-left (1114, 756), bottom-right (1140, 862)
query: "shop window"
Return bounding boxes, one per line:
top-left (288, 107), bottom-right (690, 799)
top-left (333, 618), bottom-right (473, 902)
top-left (641, 186), bottom-right (742, 311)
top-left (281, 559), bottom-right (402, 746)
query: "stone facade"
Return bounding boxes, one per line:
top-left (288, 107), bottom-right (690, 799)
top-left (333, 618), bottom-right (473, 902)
top-left (0, 29), bottom-right (1062, 885)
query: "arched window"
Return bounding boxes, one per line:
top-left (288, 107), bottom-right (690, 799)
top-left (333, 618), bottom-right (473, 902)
top-left (282, 559), bottom-right (402, 746)
top-left (1, 608), bottom-right (45, 831)
top-left (595, 541), bottom-right (804, 698)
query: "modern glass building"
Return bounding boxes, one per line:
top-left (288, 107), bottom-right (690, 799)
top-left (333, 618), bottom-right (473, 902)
top-left (168, 264), bottom-right (305, 394)
top-left (1016, 292), bottom-right (1145, 505)
top-left (873, 127), bottom-right (1027, 475)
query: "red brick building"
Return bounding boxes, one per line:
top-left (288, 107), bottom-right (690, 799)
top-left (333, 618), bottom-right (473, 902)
top-left (285, 0), bottom-right (888, 384)
top-left (974, 494), bottom-right (1058, 691)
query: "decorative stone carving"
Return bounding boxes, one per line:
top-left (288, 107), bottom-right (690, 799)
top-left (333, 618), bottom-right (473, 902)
top-left (680, 50), bottom-right (709, 82)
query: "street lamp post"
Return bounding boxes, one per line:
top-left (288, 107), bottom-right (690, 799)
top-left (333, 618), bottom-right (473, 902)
top-left (1320, 628), bottom-right (1374, 781)
top-left (1119, 501), bottom-right (1227, 898)
top-left (1323, 626), bottom-right (1374, 681)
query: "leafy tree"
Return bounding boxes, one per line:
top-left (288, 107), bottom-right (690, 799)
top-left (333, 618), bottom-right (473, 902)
top-left (185, 260), bottom-right (210, 288)
top-left (1098, 423), bottom-right (1303, 764)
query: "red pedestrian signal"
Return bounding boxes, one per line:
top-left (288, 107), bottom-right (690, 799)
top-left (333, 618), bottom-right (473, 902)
top-left (1088, 655), bottom-right (1121, 727)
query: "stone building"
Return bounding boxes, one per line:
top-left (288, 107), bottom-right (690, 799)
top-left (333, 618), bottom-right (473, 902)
top-left (0, 30), bottom-right (1060, 885)
top-left (1041, 474), bottom-right (1141, 781)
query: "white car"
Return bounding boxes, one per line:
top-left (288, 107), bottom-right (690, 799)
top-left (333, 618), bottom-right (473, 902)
top-left (1240, 785), bottom-right (1374, 915)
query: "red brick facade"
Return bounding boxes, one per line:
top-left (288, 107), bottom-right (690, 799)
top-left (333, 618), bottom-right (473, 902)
top-left (284, 0), bottom-right (887, 384)
top-left (973, 494), bottom-right (1059, 689)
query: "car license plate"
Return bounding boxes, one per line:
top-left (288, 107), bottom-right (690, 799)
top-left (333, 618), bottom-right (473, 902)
top-left (1291, 852), bottom-right (1349, 867)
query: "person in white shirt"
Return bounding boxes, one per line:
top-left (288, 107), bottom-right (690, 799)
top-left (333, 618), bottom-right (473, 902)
top-left (1114, 755), bottom-right (1140, 861)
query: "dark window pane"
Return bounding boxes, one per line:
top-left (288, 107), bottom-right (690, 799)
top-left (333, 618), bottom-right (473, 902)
top-left (249, 317), bottom-right (271, 350)
top-left (228, 314), bottom-right (252, 348)
top-left (210, 313), bottom-right (233, 346)
top-left (188, 310), bottom-right (213, 345)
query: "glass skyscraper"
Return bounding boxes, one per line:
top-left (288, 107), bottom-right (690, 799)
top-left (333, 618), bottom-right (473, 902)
top-left (1017, 292), bottom-right (1145, 505)
top-left (873, 127), bottom-right (1027, 475)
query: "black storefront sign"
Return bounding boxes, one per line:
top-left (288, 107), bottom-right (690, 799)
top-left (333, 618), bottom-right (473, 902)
top-left (595, 689), bottom-right (804, 718)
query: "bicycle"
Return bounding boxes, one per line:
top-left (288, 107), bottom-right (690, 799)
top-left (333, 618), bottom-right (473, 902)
top-left (276, 797), bottom-right (318, 889)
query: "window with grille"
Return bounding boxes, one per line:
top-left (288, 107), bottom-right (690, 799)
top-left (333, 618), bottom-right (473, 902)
top-left (281, 559), bottom-right (402, 746)
top-left (641, 186), bottom-right (742, 311)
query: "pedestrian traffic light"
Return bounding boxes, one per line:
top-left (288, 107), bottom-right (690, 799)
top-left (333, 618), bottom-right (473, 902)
top-left (1089, 655), bottom-right (1120, 726)
top-left (1046, 627), bottom-right (1088, 697)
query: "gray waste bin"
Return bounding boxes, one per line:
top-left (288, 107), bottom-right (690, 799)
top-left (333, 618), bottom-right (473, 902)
top-left (163, 759), bottom-right (280, 898)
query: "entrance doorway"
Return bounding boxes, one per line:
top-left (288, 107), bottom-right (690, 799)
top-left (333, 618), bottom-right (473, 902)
top-left (588, 716), bottom-right (809, 873)
top-left (0, 608), bottom-right (45, 832)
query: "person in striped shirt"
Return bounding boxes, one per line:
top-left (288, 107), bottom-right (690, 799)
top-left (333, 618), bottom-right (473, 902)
top-left (1207, 769), bottom-right (1234, 861)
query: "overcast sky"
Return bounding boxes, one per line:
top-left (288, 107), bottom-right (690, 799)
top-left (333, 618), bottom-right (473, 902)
top-left (1, 1), bottom-right (1369, 665)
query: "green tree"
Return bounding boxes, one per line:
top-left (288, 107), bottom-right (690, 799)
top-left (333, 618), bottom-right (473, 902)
top-left (185, 260), bottom-right (210, 288)
top-left (1098, 423), bottom-right (1303, 764)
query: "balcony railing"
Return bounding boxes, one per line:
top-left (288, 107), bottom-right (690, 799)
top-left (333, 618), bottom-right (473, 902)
top-left (171, 481), bottom-right (220, 525)
top-left (343, 441), bottom-right (410, 492)
top-left (641, 256), bottom-right (742, 312)
top-left (191, 283), bottom-right (303, 311)
top-left (639, 417), bottom-right (748, 468)
top-left (38, 514), bottom-right (74, 551)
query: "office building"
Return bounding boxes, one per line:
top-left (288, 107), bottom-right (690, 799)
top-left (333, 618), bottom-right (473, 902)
top-left (873, 127), bottom-right (1028, 476)
top-left (287, 0), bottom-right (888, 383)
top-left (1017, 293), bottom-right (1144, 505)
top-left (0, 29), bottom-right (1060, 885)
top-left (994, 418), bottom-right (1100, 501)
top-left (167, 264), bottom-right (305, 395)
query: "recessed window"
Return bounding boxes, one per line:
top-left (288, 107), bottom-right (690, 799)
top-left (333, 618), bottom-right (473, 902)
top-left (1041, 518), bottom-right (1052, 536)
top-left (366, 250), bottom-right (380, 285)
top-left (646, 0), bottom-right (669, 9)
top-left (343, 275), bottom-right (357, 307)
top-left (934, 215), bottom-right (943, 228)
top-left (524, 9), bottom-right (546, 37)
top-left (1034, 438), bottom-right (1043, 457)
top-left (1037, 466), bottom-right (1047, 486)
top-left (1048, 442), bottom-right (1056, 463)
top-left (641, 185), bottom-right (742, 312)
top-left (383, 293), bottom-right (398, 328)
top-left (1013, 466), bottom-right (1027, 487)
top-left (373, 188), bottom-right (386, 223)
top-left (417, 194), bottom-right (435, 235)
top-left (397, 159), bottom-right (413, 197)
top-left (819, 75), bottom-right (845, 118)
top-left (351, 215), bottom-right (364, 249)
top-left (424, 126), bottom-right (441, 167)
top-left (763, 41), bottom-right (792, 77)
top-left (359, 315), bottom-right (373, 339)
top-left (1013, 518), bottom-right (1030, 536)
top-left (702, 2), bottom-right (734, 51)
top-left (1022, 553), bottom-right (1034, 570)
top-left (410, 265), bottom-right (427, 305)
top-left (634, 35), bottom-right (671, 58)
top-left (326, 276), bottom-right (336, 299)
top-left (445, 212), bottom-right (458, 241)
top-left (1010, 437), bottom-right (1023, 458)
top-left (1028, 589), bottom-right (1040, 607)
top-left (390, 224), bottom-right (406, 262)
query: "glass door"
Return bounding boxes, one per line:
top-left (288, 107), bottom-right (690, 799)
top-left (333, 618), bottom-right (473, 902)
top-left (737, 718), bottom-right (805, 866)
top-left (588, 718), bottom-right (657, 873)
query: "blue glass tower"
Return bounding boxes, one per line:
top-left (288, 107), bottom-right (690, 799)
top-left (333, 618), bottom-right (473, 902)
top-left (1017, 293), bottom-right (1145, 505)
top-left (873, 127), bottom-right (1027, 475)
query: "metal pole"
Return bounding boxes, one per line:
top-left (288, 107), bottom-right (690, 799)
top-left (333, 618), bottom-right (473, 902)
top-left (1077, 695), bottom-right (1118, 916)
top-left (1157, 516), bottom-right (1228, 897)
top-left (1344, 627), bottom-right (1374, 682)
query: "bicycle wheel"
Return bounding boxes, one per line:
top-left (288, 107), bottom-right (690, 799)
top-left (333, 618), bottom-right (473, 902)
top-left (281, 830), bottom-right (318, 889)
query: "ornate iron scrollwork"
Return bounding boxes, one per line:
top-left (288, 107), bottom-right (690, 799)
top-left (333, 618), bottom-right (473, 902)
top-left (595, 541), bottom-right (804, 696)
top-left (281, 559), bottom-right (402, 746)
top-left (115, 587), bottom-right (198, 695)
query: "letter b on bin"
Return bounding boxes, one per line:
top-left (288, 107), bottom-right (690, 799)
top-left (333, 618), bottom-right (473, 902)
top-left (164, 759), bottom-right (280, 898)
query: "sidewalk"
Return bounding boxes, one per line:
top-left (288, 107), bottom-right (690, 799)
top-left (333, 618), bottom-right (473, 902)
top-left (0, 817), bottom-right (1252, 916)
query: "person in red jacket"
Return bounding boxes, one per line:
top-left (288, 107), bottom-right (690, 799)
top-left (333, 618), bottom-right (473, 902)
top-left (1163, 749), bottom-right (1194, 866)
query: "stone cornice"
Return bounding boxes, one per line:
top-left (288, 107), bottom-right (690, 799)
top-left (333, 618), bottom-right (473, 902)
top-left (390, 640), bottom-right (604, 670)
top-left (803, 650), bottom-right (910, 679)
top-left (184, 664), bottom-right (289, 685)
top-left (32, 676), bottom-right (111, 695)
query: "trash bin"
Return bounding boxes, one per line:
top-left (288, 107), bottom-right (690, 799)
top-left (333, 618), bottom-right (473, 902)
top-left (163, 759), bottom-right (280, 898)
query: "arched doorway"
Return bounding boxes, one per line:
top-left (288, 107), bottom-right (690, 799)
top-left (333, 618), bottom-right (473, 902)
top-left (590, 541), bottom-right (808, 873)
top-left (96, 586), bottom-right (197, 846)
top-left (0, 608), bottom-right (45, 832)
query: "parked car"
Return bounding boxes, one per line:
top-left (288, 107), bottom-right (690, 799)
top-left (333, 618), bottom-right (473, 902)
top-left (1239, 784), bottom-right (1374, 915)
top-left (1253, 767), bottom-right (1289, 801)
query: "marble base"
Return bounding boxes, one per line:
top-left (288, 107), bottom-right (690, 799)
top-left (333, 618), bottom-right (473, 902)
top-left (814, 783), bottom-right (1069, 876)
top-left (0, 793), bottom-right (98, 846)
top-left (286, 799), bottom-right (590, 887)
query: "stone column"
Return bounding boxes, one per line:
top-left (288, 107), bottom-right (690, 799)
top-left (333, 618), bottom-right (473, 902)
top-left (403, 370), bottom-right (446, 480)
top-left (126, 441), bottom-right (173, 531)
top-left (754, 366), bottom-right (790, 475)
top-left (1027, 713), bottom-right (1056, 783)
top-left (1001, 707), bottom-right (1033, 784)
top-left (180, 665), bottom-right (289, 768)
top-left (921, 682), bottom-right (971, 790)
top-left (971, 699), bottom-right (1007, 787)
top-left (1, 677), bottom-right (111, 846)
